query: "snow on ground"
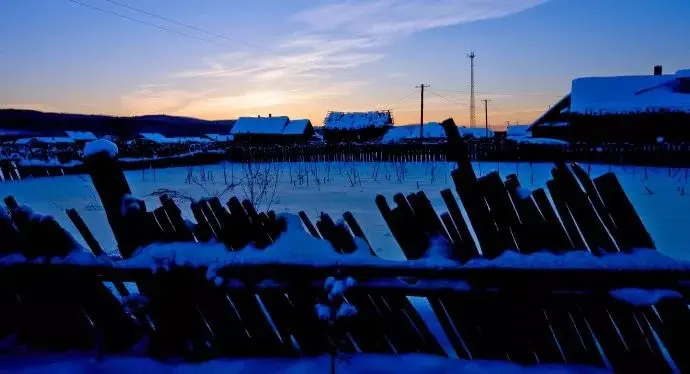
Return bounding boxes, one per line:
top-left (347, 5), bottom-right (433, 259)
top-left (0, 353), bottom-right (609, 373)
top-left (2, 161), bottom-right (688, 262)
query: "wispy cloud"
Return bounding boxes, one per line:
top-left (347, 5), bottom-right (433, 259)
top-left (132, 0), bottom-right (547, 118)
top-left (120, 87), bottom-right (214, 114)
top-left (173, 36), bottom-right (384, 82)
top-left (290, 0), bottom-right (547, 39)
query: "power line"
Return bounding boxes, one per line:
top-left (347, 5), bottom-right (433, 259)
top-left (101, 0), bottom-right (268, 53)
top-left (428, 90), bottom-right (466, 106)
top-left (382, 90), bottom-right (418, 109)
top-left (65, 0), bottom-right (417, 89)
top-left (432, 88), bottom-right (565, 98)
top-left (65, 0), bottom-right (235, 50)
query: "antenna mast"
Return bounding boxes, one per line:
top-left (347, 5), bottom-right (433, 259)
top-left (468, 51), bottom-right (476, 127)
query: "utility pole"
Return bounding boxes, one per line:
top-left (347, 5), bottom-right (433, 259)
top-left (483, 99), bottom-right (491, 137)
top-left (416, 84), bottom-right (430, 143)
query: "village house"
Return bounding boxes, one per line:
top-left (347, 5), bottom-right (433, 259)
top-left (322, 111), bottom-right (393, 143)
top-left (230, 115), bottom-right (315, 144)
top-left (530, 66), bottom-right (690, 143)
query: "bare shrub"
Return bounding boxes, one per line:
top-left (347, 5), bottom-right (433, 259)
top-left (393, 160), bottom-right (407, 184)
top-left (346, 165), bottom-right (360, 188)
top-left (236, 161), bottom-right (281, 211)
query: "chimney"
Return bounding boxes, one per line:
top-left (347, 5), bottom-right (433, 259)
top-left (654, 65), bottom-right (663, 76)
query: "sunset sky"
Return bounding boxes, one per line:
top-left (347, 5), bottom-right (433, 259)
top-left (1, 0), bottom-right (689, 128)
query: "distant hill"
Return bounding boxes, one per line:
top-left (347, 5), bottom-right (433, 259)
top-left (0, 109), bottom-right (236, 138)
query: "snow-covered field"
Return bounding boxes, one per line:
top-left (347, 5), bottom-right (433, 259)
top-left (1, 160), bottom-right (689, 261)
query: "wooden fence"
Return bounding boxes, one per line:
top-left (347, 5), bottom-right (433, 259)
top-left (1, 120), bottom-right (690, 372)
top-left (7, 142), bottom-right (690, 182)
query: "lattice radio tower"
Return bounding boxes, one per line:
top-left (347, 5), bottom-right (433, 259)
top-left (468, 51), bottom-right (476, 127)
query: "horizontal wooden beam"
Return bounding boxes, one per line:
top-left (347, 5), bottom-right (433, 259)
top-left (2, 261), bottom-right (690, 295)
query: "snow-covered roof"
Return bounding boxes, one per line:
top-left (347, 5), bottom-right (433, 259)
top-left (229, 117), bottom-right (311, 136)
top-left (506, 124), bottom-right (531, 137)
top-left (324, 111), bottom-right (393, 130)
top-left (65, 131), bottom-right (97, 141)
top-left (139, 133), bottom-right (177, 144)
top-left (507, 136), bottom-right (569, 146)
top-left (541, 121), bottom-right (569, 127)
top-left (15, 137), bottom-right (75, 145)
top-left (169, 137), bottom-right (212, 143)
top-left (231, 116), bottom-right (289, 135)
top-left (676, 69), bottom-right (690, 79)
top-left (570, 72), bottom-right (690, 115)
top-left (0, 129), bottom-right (37, 137)
top-left (458, 127), bottom-right (494, 138)
top-left (283, 119), bottom-right (312, 135)
top-left (381, 123), bottom-right (445, 143)
top-left (205, 134), bottom-right (234, 142)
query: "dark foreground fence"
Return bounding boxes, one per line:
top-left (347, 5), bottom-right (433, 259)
top-left (2, 123), bottom-right (690, 372)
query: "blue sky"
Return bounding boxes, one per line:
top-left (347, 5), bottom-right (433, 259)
top-left (1, 0), bottom-right (689, 126)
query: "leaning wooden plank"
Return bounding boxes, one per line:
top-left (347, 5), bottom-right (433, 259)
top-left (477, 172), bottom-right (521, 253)
top-left (552, 163), bottom-right (617, 254)
top-left (531, 188), bottom-right (573, 251)
top-left (66, 208), bottom-right (130, 296)
top-left (190, 201), bottom-right (215, 243)
top-left (413, 191), bottom-right (451, 242)
top-left (440, 189), bottom-right (479, 261)
top-left (313, 213), bottom-right (408, 354)
top-left (226, 197), bottom-right (254, 249)
top-left (7, 202), bottom-right (124, 352)
top-left (576, 295), bottom-right (671, 373)
top-left (451, 168), bottom-right (501, 258)
top-left (342, 210), bottom-right (445, 355)
top-left (298, 211), bottom-right (321, 238)
top-left (570, 163), bottom-right (620, 243)
top-left (440, 213), bottom-right (463, 248)
top-left (545, 180), bottom-right (584, 250)
top-left (593, 173), bottom-right (655, 250)
top-left (159, 195), bottom-right (196, 242)
top-left (82, 147), bottom-right (133, 258)
top-left (375, 195), bottom-right (416, 258)
top-left (642, 299), bottom-right (690, 373)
